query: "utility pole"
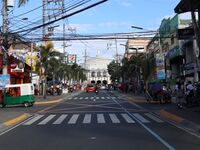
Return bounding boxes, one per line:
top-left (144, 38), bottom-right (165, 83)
top-left (42, 0), bottom-right (46, 38)
top-left (2, 0), bottom-right (8, 75)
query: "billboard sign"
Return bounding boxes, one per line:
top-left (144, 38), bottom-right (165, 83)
top-left (155, 54), bottom-right (166, 80)
top-left (0, 74), bottom-right (10, 90)
top-left (67, 54), bottom-right (77, 64)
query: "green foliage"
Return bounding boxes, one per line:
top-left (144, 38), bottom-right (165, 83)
top-left (107, 60), bottom-right (121, 82)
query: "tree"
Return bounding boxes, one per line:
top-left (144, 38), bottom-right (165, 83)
top-left (107, 60), bottom-right (121, 83)
top-left (18, 0), bottom-right (29, 7)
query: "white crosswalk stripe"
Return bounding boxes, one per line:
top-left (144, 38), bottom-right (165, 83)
top-left (83, 114), bottom-right (91, 124)
top-left (121, 114), bottom-right (135, 123)
top-left (79, 97), bottom-right (83, 100)
top-left (107, 97), bottom-right (110, 99)
top-left (97, 114), bottom-right (105, 123)
top-left (109, 114), bottom-right (120, 123)
top-left (53, 114), bottom-right (68, 125)
top-left (38, 115), bottom-right (56, 125)
top-left (85, 97), bottom-right (89, 99)
top-left (23, 115), bottom-right (44, 125)
top-left (132, 113), bottom-right (150, 123)
top-left (144, 113), bottom-right (164, 123)
top-left (74, 97), bottom-right (78, 99)
top-left (101, 97), bottom-right (105, 99)
top-left (68, 114), bottom-right (79, 124)
top-left (91, 97), bottom-right (94, 99)
top-left (23, 113), bottom-right (164, 126)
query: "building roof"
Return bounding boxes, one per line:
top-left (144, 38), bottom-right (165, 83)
top-left (174, 0), bottom-right (200, 14)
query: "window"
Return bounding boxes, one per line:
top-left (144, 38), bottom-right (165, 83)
top-left (97, 71), bottom-right (101, 77)
top-left (103, 71), bottom-right (107, 77)
top-left (91, 71), bottom-right (95, 77)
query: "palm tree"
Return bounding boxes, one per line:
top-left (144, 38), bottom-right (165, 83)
top-left (18, 0), bottom-right (29, 7)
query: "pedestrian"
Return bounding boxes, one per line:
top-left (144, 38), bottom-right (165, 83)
top-left (185, 81), bottom-right (194, 106)
top-left (174, 81), bottom-right (184, 108)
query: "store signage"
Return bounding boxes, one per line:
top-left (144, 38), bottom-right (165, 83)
top-left (155, 54), bottom-right (166, 80)
top-left (178, 28), bottom-right (194, 40)
top-left (66, 54), bottom-right (77, 64)
top-left (0, 74), bottom-right (10, 90)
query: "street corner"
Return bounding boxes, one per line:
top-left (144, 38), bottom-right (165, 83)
top-left (3, 113), bottom-right (31, 127)
top-left (34, 99), bottom-right (63, 105)
top-left (158, 109), bottom-right (184, 124)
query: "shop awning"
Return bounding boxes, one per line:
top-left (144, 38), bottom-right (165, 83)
top-left (174, 0), bottom-right (200, 14)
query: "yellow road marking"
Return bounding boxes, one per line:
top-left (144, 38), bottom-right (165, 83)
top-left (38, 99), bottom-right (64, 113)
top-left (35, 99), bottom-right (63, 105)
top-left (159, 109), bottom-right (184, 124)
top-left (4, 114), bottom-right (29, 126)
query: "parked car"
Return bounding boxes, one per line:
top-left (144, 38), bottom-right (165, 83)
top-left (85, 84), bottom-right (96, 92)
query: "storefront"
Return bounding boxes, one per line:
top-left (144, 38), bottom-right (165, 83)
top-left (8, 56), bottom-right (31, 84)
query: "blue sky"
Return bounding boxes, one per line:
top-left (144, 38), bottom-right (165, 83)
top-left (1, 0), bottom-right (183, 63)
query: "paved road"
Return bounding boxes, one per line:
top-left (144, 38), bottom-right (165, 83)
top-left (0, 91), bottom-right (200, 150)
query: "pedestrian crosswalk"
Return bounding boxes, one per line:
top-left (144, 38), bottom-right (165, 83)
top-left (23, 113), bottom-right (164, 126)
top-left (67, 96), bottom-right (119, 100)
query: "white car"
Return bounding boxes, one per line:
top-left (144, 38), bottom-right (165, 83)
top-left (100, 85), bottom-right (107, 90)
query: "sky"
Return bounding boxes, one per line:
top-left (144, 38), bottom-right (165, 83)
top-left (1, 0), bottom-right (186, 64)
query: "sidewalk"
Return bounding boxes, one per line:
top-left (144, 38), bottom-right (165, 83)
top-left (113, 90), bottom-right (200, 135)
top-left (0, 91), bottom-right (81, 132)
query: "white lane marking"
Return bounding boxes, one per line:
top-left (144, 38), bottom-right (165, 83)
top-left (38, 115), bottom-right (56, 125)
top-left (109, 114), bottom-right (120, 123)
top-left (110, 95), bottom-right (176, 150)
top-left (132, 113), bottom-right (150, 123)
top-left (121, 114), bottom-right (135, 123)
top-left (53, 114), bottom-right (68, 125)
top-left (83, 114), bottom-right (91, 124)
top-left (97, 114), bottom-right (105, 123)
top-left (74, 97), bottom-right (78, 100)
top-left (23, 115), bottom-right (44, 125)
top-left (145, 113), bottom-right (164, 123)
top-left (85, 97), bottom-right (88, 99)
top-left (68, 114), bottom-right (79, 124)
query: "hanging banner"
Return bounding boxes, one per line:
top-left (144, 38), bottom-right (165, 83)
top-left (155, 54), bottom-right (166, 80)
top-left (66, 54), bottom-right (77, 64)
top-left (0, 74), bottom-right (10, 90)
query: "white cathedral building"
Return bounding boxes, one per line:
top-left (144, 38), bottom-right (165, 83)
top-left (83, 54), bottom-right (113, 85)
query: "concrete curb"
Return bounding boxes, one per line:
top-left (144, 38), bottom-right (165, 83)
top-left (157, 109), bottom-right (200, 135)
top-left (3, 113), bottom-right (31, 126)
top-left (113, 91), bottom-right (200, 135)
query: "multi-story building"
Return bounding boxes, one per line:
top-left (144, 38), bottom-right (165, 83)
top-left (83, 54), bottom-right (113, 85)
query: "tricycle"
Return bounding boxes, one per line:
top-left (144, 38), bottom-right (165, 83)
top-left (145, 82), bottom-right (172, 104)
top-left (1, 83), bottom-right (35, 107)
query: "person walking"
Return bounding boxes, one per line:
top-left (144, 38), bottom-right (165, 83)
top-left (174, 81), bottom-right (184, 108)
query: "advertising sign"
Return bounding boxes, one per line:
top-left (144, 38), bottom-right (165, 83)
top-left (67, 54), bottom-right (77, 64)
top-left (0, 74), bottom-right (10, 90)
top-left (155, 54), bottom-right (166, 80)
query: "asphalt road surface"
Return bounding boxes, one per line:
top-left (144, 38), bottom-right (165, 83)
top-left (0, 90), bottom-right (200, 150)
